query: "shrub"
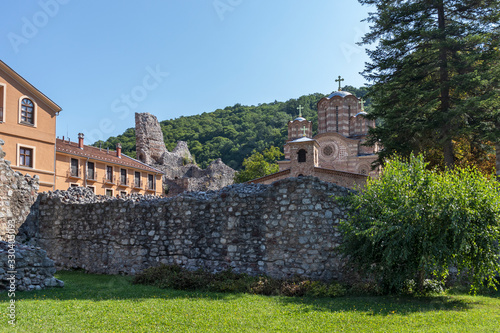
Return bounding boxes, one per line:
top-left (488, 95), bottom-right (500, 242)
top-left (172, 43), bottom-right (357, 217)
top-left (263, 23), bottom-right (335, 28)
top-left (339, 154), bottom-right (500, 294)
top-left (134, 264), bottom-right (347, 298)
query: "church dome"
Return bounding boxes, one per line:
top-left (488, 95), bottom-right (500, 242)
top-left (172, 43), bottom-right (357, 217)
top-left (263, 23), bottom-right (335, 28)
top-left (355, 111), bottom-right (368, 117)
top-left (293, 116), bottom-right (306, 121)
top-left (328, 91), bottom-right (353, 99)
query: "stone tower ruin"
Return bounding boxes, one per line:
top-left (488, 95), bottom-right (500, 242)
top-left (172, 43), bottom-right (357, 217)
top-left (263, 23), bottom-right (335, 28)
top-left (135, 113), bottom-right (235, 196)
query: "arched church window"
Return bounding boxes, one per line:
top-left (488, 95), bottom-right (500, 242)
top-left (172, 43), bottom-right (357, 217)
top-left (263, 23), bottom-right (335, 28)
top-left (298, 149), bottom-right (307, 163)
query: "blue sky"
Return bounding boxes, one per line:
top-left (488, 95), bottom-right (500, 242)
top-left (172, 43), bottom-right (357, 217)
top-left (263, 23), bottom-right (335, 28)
top-left (1, 1), bottom-right (373, 144)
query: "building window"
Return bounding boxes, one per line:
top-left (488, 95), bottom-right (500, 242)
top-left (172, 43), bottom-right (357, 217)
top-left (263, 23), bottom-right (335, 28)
top-left (19, 147), bottom-right (33, 167)
top-left (120, 168), bottom-right (127, 185)
top-left (134, 171), bottom-right (141, 188)
top-left (106, 166), bottom-right (113, 182)
top-left (87, 186), bottom-right (95, 193)
top-left (20, 98), bottom-right (35, 124)
top-left (120, 191), bottom-right (127, 197)
top-left (70, 158), bottom-right (79, 177)
top-left (70, 183), bottom-right (79, 188)
top-left (148, 174), bottom-right (154, 190)
top-left (105, 189), bottom-right (113, 197)
top-left (87, 161), bottom-right (95, 180)
top-left (335, 106), bottom-right (339, 132)
top-left (298, 149), bottom-right (307, 163)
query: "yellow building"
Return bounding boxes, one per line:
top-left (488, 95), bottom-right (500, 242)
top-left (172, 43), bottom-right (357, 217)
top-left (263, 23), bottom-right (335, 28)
top-left (55, 133), bottom-right (164, 196)
top-left (0, 60), bottom-right (62, 192)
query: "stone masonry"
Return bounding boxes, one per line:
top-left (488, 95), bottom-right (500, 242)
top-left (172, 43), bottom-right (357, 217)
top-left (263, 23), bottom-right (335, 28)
top-left (29, 177), bottom-right (351, 281)
top-left (0, 137), bottom-right (63, 291)
top-left (0, 242), bottom-right (64, 291)
top-left (0, 139), bottom-right (39, 240)
top-left (135, 112), bottom-right (235, 196)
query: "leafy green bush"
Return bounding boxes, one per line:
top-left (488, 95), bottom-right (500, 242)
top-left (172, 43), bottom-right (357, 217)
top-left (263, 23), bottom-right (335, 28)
top-left (134, 264), bottom-right (347, 298)
top-left (340, 154), bottom-right (500, 294)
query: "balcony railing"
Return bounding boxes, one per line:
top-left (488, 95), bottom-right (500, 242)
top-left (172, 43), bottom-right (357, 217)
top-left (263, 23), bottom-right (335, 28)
top-left (66, 169), bottom-right (80, 178)
top-left (118, 178), bottom-right (129, 187)
top-left (103, 175), bottom-right (114, 184)
top-left (133, 179), bottom-right (142, 189)
top-left (87, 170), bottom-right (98, 181)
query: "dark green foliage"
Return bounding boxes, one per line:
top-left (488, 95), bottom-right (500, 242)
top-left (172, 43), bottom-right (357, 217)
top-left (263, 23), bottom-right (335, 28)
top-left (234, 146), bottom-right (283, 183)
top-left (94, 90), bottom-right (371, 170)
top-left (93, 128), bottom-right (137, 159)
top-left (359, 0), bottom-right (500, 168)
top-left (133, 264), bottom-right (346, 298)
top-left (339, 154), bottom-right (500, 294)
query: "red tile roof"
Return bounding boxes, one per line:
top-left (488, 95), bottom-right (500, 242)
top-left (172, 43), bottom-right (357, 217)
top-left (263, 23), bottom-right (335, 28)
top-left (56, 139), bottom-right (164, 174)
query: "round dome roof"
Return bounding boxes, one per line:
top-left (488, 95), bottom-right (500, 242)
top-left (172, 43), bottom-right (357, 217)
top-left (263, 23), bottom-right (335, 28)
top-left (293, 116), bottom-right (306, 122)
top-left (328, 91), bottom-right (353, 99)
top-left (355, 111), bottom-right (368, 117)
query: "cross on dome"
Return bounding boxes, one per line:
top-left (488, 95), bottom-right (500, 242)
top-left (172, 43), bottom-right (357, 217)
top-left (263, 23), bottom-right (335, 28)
top-left (297, 105), bottom-right (304, 117)
top-left (335, 75), bottom-right (344, 91)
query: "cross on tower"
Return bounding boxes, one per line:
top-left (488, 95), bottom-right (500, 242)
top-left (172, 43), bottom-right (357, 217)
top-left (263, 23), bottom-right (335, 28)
top-left (335, 75), bottom-right (344, 91)
top-left (297, 105), bottom-right (304, 117)
top-left (360, 98), bottom-right (365, 111)
top-left (302, 125), bottom-right (307, 137)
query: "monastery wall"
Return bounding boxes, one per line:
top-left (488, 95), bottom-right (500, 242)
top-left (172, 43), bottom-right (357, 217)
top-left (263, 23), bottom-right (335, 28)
top-left (28, 177), bottom-right (351, 281)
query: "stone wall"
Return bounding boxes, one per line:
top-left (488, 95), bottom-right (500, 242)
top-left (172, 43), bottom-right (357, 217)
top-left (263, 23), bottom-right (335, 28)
top-left (0, 242), bottom-right (64, 291)
top-left (31, 177), bottom-right (351, 281)
top-left (0, 139), bottom-right (39, 240)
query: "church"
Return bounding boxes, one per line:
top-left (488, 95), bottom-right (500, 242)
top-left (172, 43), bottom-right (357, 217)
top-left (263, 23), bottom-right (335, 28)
top-left (249, 82), bottom-right (381, 189)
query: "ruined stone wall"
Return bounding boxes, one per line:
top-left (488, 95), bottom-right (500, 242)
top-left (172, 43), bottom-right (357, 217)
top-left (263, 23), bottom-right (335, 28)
top-left (0, 242), bottom-right (64, 291)
top-left (0, 139), bottom-right (39, 240)
top-left (33, 177), bottom-right (350, 281)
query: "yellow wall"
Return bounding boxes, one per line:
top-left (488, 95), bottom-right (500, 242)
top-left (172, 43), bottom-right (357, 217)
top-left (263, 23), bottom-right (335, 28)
top-left (0, 69), bottom-right (58, 192)
top-left (55, 152), bottom-right (163, 196)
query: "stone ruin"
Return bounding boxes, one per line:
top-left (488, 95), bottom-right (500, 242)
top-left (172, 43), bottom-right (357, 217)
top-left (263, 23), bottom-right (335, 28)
top-left (0, 138), bottom-right (63, 291)
top-left (135, 112), bottom-right (235, 196)
top-left (26, 177), bottom-right (351, 281)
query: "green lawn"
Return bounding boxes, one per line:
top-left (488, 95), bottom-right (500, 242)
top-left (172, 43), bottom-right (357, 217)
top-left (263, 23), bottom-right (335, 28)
top-left (0, 271), bottom-right (499, 332)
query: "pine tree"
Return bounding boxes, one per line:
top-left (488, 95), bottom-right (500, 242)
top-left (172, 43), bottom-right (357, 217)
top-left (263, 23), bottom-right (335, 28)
top-left (359, 0), bottom-right (500, 169)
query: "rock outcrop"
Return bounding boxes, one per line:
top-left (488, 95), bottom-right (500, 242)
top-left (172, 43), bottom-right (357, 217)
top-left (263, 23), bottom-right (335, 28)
top-left (135, 113), bottom-right (235, 196)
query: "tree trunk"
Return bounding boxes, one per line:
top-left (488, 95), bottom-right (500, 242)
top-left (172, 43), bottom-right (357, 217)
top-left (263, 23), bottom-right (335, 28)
top-left (437, 2), bottom-right (455, 169)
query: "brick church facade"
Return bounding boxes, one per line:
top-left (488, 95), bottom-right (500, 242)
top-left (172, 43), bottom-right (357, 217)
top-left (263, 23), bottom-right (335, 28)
top-left (249, 89), bottom-right (381, 189)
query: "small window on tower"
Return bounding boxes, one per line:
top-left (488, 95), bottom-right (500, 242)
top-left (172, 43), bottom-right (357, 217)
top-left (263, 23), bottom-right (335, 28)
top-left (298, 149), bottom-right (307, 163)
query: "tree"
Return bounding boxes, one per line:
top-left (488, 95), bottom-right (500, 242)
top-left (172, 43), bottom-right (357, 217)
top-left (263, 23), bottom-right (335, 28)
top-left (234, 146), bottom-right (283, 183)
top-left (359, 0), bottom-right (500, 169)
top-left (339, 154), bottom-right (500, 294)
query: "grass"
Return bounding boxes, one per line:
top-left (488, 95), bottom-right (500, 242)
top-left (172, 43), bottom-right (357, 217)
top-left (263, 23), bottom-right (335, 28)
top-left (0, 271), bottom-right (499, 332)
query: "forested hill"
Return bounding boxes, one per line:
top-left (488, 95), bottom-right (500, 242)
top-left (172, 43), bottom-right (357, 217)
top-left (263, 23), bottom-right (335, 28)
top-left (94, 86), bottom-right (370, 170)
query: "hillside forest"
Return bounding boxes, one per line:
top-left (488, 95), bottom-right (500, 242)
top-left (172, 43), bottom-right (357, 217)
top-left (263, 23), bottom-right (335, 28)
top-left (94, 86), bottom-right (370, 170)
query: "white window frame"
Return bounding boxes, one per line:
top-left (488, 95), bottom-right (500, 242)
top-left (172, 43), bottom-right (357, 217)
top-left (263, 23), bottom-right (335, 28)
top-left (16, 143), bottom-right (36, 169)
top-left (18, 95), bottom-right (37, 127)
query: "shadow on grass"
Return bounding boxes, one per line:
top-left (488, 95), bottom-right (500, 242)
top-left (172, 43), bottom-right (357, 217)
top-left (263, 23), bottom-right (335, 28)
top-left (1, 270), bottom-right (494, 316)
top-left (275, 294), bottom-right (475, 316)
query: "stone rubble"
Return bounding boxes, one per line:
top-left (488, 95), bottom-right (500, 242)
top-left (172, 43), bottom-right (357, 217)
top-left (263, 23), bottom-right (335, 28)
top-left (0, 241), bottom-right (64, 291)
